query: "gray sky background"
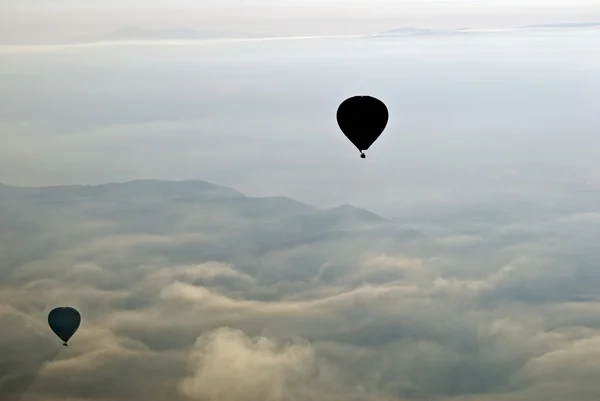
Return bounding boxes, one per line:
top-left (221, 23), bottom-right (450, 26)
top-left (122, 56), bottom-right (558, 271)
top-left (1, 24), bottom-right (600, 208)
top-left (2, 0), bottom-right (600, 43)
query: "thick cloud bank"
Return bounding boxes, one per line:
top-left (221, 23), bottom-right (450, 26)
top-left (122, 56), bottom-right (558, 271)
top-left (2, 179), bottom-right (600, 401)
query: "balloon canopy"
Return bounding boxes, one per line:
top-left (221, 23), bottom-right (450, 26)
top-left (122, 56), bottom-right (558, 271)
top-left (336, 96), bottom-right (389, 158)
top-left (48, 307), bottom-right (81, 346)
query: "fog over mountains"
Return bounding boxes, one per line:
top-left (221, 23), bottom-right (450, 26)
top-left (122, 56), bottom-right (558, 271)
top-left (0, 180), bottom-right (421, 284)
top-left (2, 178), bottom-right (600, 401)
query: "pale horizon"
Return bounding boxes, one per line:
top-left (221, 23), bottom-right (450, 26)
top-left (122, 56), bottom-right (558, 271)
top-left (2, 0), bottom-right (600, 43)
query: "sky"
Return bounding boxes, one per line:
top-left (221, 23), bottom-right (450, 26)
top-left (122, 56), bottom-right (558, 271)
top-left (2, 0), bottom-right (600, 43)
top-left (1, 25), bottom-right (600, 207)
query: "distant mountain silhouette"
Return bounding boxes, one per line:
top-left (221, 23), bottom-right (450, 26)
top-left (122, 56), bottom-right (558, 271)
top-left (65, 21), bottom-right (600, 44)
top-left (371, 21), bottom-right (600, 38)
top-left (0, 180), bottom-right (421, 271)
top-left (0, 179), bottom-right (245, 202)
top-left (525, 22), bottom-right (600, 29)
top-left (69, 27), bottom-right (252, 43)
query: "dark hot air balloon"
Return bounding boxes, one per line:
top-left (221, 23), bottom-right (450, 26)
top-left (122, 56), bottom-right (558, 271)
top-left (48, 307), bottom-right (81, 346)
top-left (336, 95), bottom-right (389, 158)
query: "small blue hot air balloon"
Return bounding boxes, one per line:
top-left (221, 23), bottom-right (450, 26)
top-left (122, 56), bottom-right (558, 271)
top-left (48, 307), bottom-right (81, 346)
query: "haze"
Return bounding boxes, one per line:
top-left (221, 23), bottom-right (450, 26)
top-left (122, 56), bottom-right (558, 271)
top-left (3, 0), bottom-right (600, 42)
top-left (1, 23), bottom-right (600, 206)
top-left (2, 2), bottom-right (600, 401)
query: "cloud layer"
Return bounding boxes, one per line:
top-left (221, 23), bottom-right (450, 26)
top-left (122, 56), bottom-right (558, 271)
top-left (2, 179), bottom-right (600, 401)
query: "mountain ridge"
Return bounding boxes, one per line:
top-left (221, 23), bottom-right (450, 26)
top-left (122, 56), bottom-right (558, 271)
top-left (0, 179), bottom-right (422, 277)
top-left (371, 21), bottom-right (600, 38)
top-left (0, 179), bottom-right (394, 226)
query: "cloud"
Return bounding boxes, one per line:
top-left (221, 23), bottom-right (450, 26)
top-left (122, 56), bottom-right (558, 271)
top-left (2, 180), bottom-right (600, 400)
top-left (179, 328), bottom-right (330, 401)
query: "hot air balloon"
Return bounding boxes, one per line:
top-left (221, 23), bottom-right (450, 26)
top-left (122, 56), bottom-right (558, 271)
top-left (48, 307), bottom-right (81, 346)
top-left (336, 96), bottom-right (389, 158)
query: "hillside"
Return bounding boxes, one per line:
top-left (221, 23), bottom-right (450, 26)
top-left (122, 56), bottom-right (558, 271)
top-left (0, 180), bottom-right (421, 285)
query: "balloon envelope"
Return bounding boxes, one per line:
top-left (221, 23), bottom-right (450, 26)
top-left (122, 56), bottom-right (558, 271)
top-left (336, 96), bottom-right (389, 157)
top-left (48, 307), bottom-right (81, 345)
